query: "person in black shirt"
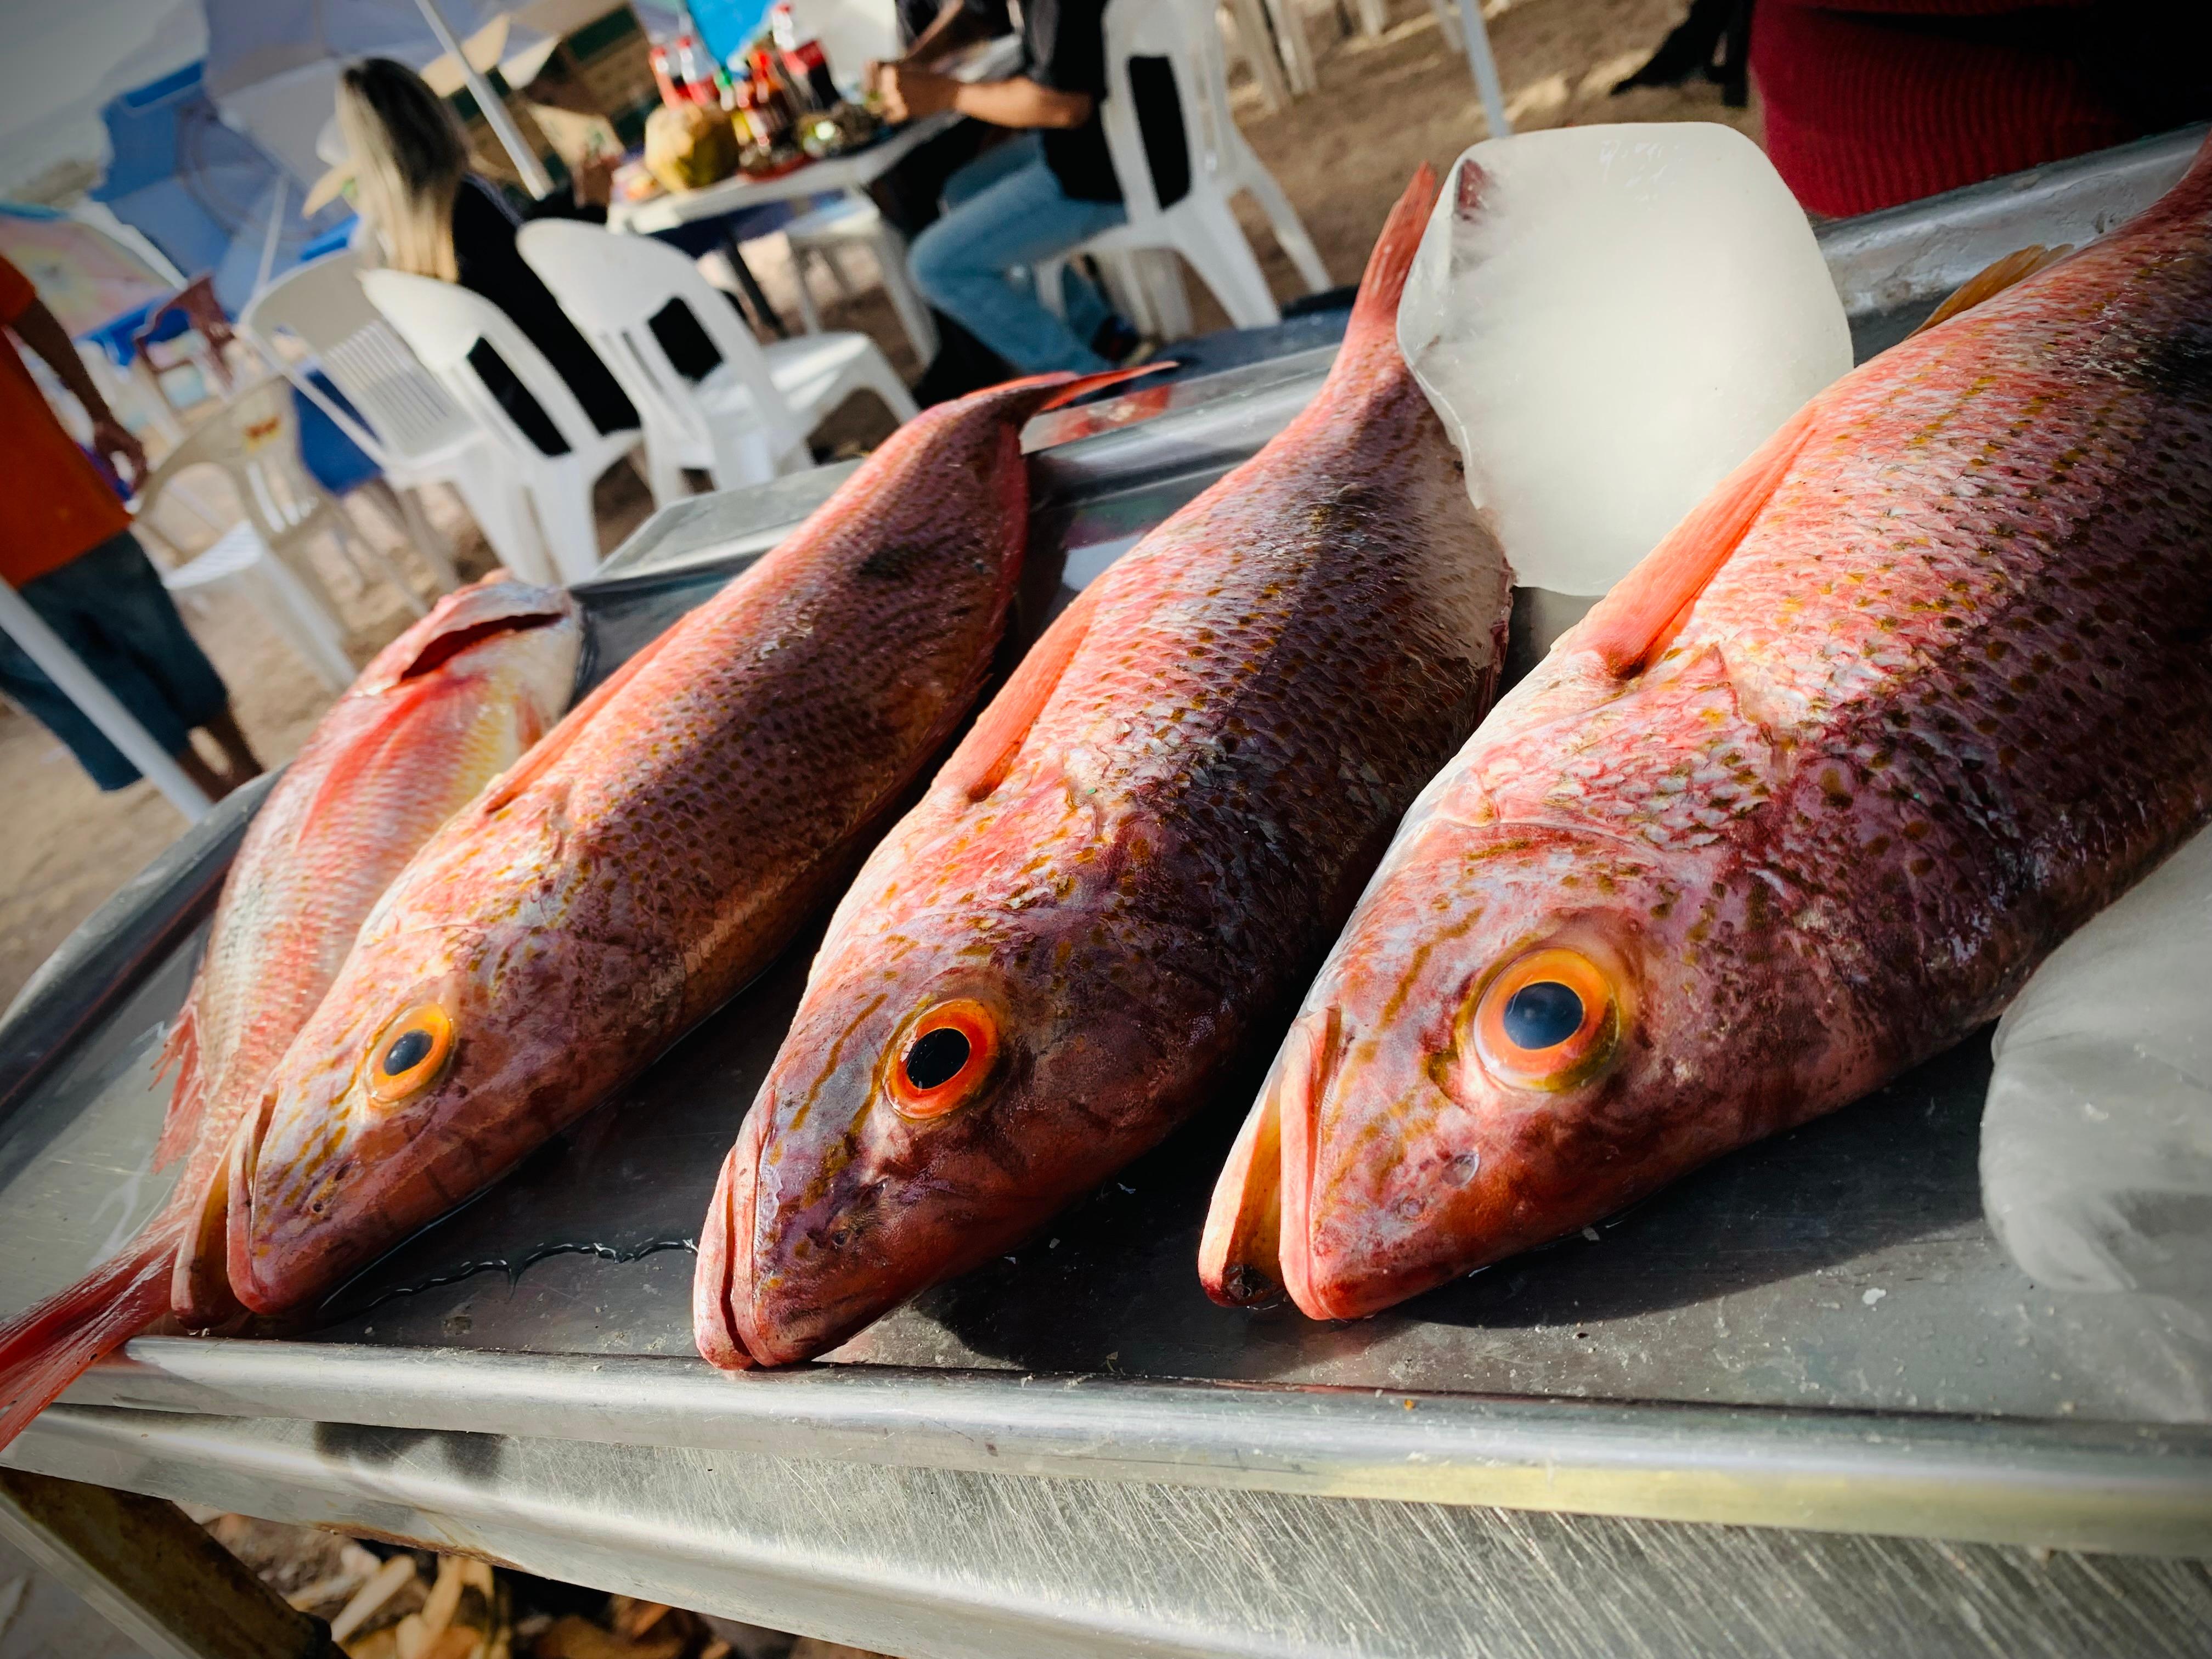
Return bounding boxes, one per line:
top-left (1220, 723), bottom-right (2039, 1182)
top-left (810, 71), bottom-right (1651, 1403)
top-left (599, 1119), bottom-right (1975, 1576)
top-left (336, 58), bottom-right (638, 453)
top-left (877, 0), bottom-right (1130, 373)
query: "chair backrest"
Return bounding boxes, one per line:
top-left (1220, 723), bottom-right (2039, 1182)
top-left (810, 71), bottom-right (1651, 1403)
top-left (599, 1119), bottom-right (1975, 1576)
top-left (512, 219), bottom-right (803, 456)
top-left (134, 377), bottom-right (332, 557)
top-left (242, 250), bottom-right (478, 469)
top-left (360, 268), bottom-right (622, 471)
top-left (1101, 0), bottom-right (1253, 225)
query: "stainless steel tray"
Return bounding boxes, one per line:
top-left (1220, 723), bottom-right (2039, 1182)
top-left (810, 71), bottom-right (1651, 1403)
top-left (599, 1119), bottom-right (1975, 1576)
top-left (3, 127), bottom-right (2207, 1658)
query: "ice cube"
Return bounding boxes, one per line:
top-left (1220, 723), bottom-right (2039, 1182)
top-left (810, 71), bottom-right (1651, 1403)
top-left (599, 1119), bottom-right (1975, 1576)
top-left (1398, 123), bottom-right (1852, 600)
top-left (1983, 825), bottom-right (2212, 1296)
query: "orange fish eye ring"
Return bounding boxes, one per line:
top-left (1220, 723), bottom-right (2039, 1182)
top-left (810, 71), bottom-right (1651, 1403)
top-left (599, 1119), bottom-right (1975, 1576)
top-left (888, 998), bottom-right (1000, 1120)
top-left (1472, 947), bottom-right (1620, 1091)
top-left (366, 1004), bottom-right (455, 1103)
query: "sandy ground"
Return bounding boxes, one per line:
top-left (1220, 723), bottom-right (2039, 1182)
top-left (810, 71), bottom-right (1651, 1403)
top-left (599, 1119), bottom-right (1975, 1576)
top-left (0, 0), bottom-right (1750, 1009)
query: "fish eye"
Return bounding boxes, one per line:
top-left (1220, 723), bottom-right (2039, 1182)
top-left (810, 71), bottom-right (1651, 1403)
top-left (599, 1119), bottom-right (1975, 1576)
top-left (366, 1004), bottom-right (454, 1103)
top-left (888, 998), bottom-right (999, 1119)
top-left (1473, 947), bottom-right (1619, 1091)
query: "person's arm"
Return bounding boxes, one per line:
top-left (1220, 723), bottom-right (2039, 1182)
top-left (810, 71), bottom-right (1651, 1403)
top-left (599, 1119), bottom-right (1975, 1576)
top-left (900, 0), bottom-right (992, 70)
top-left (8, 297), bottom-right (145, 489)
top-left (877, 67), bottom-right (1092, 128)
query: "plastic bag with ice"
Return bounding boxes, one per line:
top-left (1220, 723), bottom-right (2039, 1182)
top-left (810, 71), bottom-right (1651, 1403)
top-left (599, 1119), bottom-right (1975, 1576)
top-left (1397, 123), bottom-right (1852, 600)
top-left (1983, 826), bottom-right (2212, 1296)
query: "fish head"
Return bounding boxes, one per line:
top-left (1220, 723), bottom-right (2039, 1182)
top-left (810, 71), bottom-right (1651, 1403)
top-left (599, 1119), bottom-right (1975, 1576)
top-left (1207, 817), bottom-right (1853, 1321)
top-left (229, 803), bottom-right (679, 1313)
top-left (702, 797), bottom-right (1205, 1366)
top-left (220, 585), bottom-right (678, 1318)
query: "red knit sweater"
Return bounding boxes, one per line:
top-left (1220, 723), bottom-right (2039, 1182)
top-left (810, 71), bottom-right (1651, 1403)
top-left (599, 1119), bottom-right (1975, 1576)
top-left (1751, 0), bottom-right (2146, 216)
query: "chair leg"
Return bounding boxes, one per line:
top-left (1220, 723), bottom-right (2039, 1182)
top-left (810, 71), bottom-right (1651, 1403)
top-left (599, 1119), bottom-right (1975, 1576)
top-left (819, 245), bottom-right (860, 302)
top-left (450, 471), bottom-right (555, 585)
top-left (241, 561), bottom-right (354, 691)
top-left (1173, 210), bottom-right (1282, 328)
top-left (526, 465), bottom-right (605, 585)
top-left (376, 479), bottom-right (461, 592)
top-left (861, 353), bottom-right (920, 422)
top-left (789, 248), bottom-right (826, 335)
top-left (1355, 0), bottom-right (1389, 34)
top-left (1237, 160), bottom-right (1332, 292)
top-left (640, 425), bottom-right (690, 511)
top-left (326, 501), bottom-right (428, 618)
top-left (1133, 250), bottom-right (1194, 339)
top-left (1429, 0), bottom-right (1466, 52)
top-left (1032, 258), bottom-right (1069, 321)
top-left (867, 223), bottom-right (940, 363)
top-left (1261, 0), bottom-right (1318, 94)
top-left (1221, 0), bottom-right (1292, 110)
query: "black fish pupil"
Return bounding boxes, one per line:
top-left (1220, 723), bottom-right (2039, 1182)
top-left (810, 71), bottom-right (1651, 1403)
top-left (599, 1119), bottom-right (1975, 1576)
top-left (904, 1026), bottom-right (972, 1091)
top-left (383, 1028), bottom-right (435, 1076)
top-left (1502, 981), bottom-right (1584, 1052)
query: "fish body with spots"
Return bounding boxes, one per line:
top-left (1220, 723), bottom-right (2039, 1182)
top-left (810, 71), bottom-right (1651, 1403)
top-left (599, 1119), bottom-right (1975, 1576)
top-left (1203, 140), bottom-right (2212, 1322)
top-left (219, 371), bottom-right (1118, 1318)
top-left (698, 168), bottom-right (1516, 1367)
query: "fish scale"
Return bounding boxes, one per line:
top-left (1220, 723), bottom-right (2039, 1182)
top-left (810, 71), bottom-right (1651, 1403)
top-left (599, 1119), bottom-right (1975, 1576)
top-left (698, 167), bottom-right (1516, 1368)
top-left (221, 366), bottom-right (1133, 1318)
top-left (1204, 137), bottom-right (2212, 1324)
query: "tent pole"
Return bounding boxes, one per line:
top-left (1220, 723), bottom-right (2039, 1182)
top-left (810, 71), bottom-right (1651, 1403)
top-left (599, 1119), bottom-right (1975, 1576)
top-left (409, 0), bottom-right (556, 199)
top-left (0, 581), bottom-right (211, 822)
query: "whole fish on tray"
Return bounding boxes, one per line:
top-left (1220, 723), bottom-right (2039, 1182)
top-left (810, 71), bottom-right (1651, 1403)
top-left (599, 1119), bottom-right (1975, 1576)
top-left (219, 366), bottom-right (1147, 1318)
top-left (699, 167), bottom-right (1515, 1367)
top-left (1202, 139), bottom-right (2212, 1322)
top-left (0, 577), bottom-right (580, 1446)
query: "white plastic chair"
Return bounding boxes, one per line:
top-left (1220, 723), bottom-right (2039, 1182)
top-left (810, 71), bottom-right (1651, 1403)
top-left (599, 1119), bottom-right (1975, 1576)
top-left (513, 221), bottom-right (917, 511)
top-left (1217, 0), bottom-right (1295, 110)
top-left (132, 380), bottom-right (379, 692)
top-left (361, 269), bottom-right (645, 585)
top-left (1040, 0), bottom-right (1330, 334)
top-left (243, 249), bottom-right (523, 591)
top-left (783, 195), bottom-right (940, 364)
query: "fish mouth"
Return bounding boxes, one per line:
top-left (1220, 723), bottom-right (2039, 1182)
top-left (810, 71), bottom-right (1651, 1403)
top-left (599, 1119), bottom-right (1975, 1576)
top-left (693, 1138), bottom-right (761, 1369)
top-left (219, 1084), bottom-right (281, 1315)
top-left (1201, 1006), bottom-right (1362, 1319)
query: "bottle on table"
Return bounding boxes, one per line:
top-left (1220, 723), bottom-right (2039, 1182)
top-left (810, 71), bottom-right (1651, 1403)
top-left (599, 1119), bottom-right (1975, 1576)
top-left (770, 1), bottom-right (843, 112)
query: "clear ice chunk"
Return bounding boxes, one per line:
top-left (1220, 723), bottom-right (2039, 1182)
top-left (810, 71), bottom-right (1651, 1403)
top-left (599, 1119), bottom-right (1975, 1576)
top-left (1984, 826), bottom-right (2212, 1296)
top-left (1398, 123), bottom-right (1853, 600)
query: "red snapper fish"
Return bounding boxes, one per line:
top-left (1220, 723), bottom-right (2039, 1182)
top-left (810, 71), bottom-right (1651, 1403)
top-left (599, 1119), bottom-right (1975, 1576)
top-left (0, 577), bottom-right (580, 1446)
top-left (220, 367), bottom-right (1146, 1317)
top-left (698, 167), bottom-right (1515, 1368)
top-left (1201, 140), bottom-right (2212, 1322)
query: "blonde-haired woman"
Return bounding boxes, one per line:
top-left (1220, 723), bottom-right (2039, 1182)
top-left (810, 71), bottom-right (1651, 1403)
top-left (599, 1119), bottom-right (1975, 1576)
top-left (335, 57), bottom-right (637, 450)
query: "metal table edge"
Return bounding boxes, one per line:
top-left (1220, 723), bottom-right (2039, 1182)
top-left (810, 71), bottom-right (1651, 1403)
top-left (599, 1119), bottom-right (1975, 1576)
top-left (50, 1339), bottom-right (2212, 1559)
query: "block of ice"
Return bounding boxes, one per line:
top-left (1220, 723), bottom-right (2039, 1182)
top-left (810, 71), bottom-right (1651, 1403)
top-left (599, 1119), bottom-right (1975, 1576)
top-left (1983, 826), bottom-right (2212, 1296)
top-left (1398, 124), bottom-right (1853, 600)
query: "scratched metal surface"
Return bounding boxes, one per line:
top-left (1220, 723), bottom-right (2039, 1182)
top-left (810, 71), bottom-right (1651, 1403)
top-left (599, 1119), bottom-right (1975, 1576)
top-left (9, 1403), bottom-right (2212, 1659)
top-left (2, 131), bottom-right (2208, 1571)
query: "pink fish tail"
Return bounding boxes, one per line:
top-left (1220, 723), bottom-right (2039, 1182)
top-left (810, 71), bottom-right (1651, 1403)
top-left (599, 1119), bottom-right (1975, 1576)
top-left (1339, 164), bottom-right (1441, 366)
top-left (0, 1210), bottom-right (187, 1450)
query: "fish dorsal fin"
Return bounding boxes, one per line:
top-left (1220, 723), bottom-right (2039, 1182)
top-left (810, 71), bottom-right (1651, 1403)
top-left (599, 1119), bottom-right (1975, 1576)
top-left (475, 616), bottom-right (683, 817)
top-left (151, 998), bottom-right (205, 1170)
top-left (1035, 361), bottom-right (1175, 414)
top-left (940, 578), bottom-right (1109, 804)
top-left (1911, 244), bottom-right (2073, 338)
top-left (1577, 404), bottom-right (1817, 678)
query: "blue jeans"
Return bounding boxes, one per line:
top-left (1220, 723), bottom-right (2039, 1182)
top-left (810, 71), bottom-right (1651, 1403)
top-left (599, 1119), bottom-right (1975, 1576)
top-left (909, 134), bottom-right (1128, 375)
top-left (0, 531), bottom-right (230, 791)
